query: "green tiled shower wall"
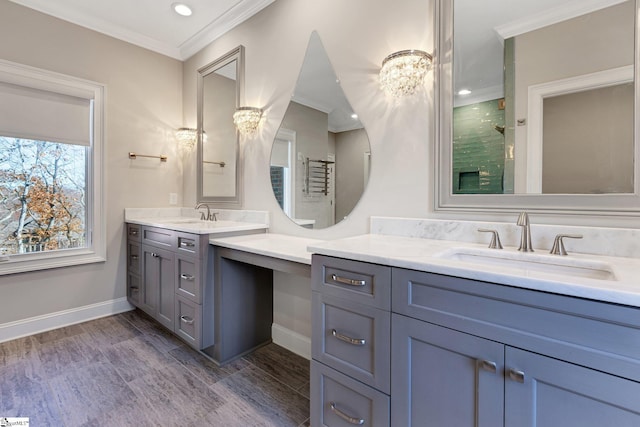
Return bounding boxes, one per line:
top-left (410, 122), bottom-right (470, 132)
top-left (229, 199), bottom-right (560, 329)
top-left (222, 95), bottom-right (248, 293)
top-left (453, 99), bottom-right (506, 194)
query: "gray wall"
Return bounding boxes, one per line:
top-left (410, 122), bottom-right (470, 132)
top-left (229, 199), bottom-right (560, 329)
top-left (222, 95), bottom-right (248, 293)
top-left (202, 73), bottom-right (237, 197)
top-left (542, 83), bottom-right (634, 194)
top-left (513, 1), bottom-right (634, 192)
top-left (0, 2), bottom-right (183, 325)
top-left (334, 129), bottom-right (369, 221)
top-left (280, 101), bottom-right (334, 228)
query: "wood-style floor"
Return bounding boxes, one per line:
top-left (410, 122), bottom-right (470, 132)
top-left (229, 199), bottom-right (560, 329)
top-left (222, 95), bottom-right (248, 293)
top-left (0, 310), bottom-right (311, 426)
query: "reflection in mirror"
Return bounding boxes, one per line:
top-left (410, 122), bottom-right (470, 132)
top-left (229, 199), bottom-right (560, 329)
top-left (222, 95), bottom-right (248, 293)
top-left (270, 31), bottom-right (371, 229)
top-left (197, 46), bottom-right (243, 206)
top-left (451, 0), bottom-right (635, 195)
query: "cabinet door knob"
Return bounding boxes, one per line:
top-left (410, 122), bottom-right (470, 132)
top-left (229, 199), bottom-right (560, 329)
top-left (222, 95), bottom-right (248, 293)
top-left (509, 369), bottom-right (525, 383)
top-left (330, 274), bottom-right (366, 287)
top-left (151, 253), bottom-right (159, 258)
top-left (129, 230), bottom-right (138, 236)
top-left (180, 273), bottom-right (195, 281)
top-left (130, 255), bottom-right (139, 260)
top-left (180, 315), bottom-right (194, 325)
top-left (331, 329), bottom-right (366, 346)
top-left (330, 402), bottom-right (364, 425)
top-left (479, 359), bottom-right (497, 373)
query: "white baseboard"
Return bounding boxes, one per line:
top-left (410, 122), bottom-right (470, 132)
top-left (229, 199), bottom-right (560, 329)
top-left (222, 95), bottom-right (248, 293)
top-left (0, 297), bottom-right (134, 343)
top-left (272, 323), bottom-right (311, 360)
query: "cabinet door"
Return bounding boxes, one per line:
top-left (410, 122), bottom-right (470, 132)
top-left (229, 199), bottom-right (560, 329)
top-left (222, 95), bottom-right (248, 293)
top-left (505, 347), bottom-right (640, 427)
top-left (391, 314), bottom-right (504, 427)
top-left (141, 245), bottom-right (175, 330)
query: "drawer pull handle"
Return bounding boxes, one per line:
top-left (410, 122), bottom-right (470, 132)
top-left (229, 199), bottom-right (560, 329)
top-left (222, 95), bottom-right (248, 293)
top-left (180, 315), bottom-right (194, 325)
top-left (129, 230), bottom-right (139, 236)
top-left (479, 359), bottom-right (497, 373)
top-left (130, 255), bottom-right (139, 260)
top-left (330, 402), bottom-right (364, 425)
top-left (509, 369), bottom-right (525, 383)
top-left (180, 273), bottom-right (195, 281)
top-left (331, 329), bottom-right (366, 346)
top-left (331, 274), bottom-right (366, 287)
top-left (180, 241), bottom-right (196, 248)
top-left (130, 286), bottom-right (139, 291)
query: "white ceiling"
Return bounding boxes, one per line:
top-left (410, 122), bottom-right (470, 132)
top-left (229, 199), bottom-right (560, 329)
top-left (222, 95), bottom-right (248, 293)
top-left (8, 0), bottom-right (274, 60)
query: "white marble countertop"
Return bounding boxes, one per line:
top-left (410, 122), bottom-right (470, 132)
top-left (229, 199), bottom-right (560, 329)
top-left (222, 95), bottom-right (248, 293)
top-left (124, 207), bottom-right (269, 235)
top-left (126, 217), bottom-right (268, 235)
top-left (209, 233), bottom-right (323, 265)
top-left (308, 234), bottom-right (640, 307)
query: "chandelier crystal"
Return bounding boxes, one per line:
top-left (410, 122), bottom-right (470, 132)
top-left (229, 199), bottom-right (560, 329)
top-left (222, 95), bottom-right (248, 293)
top-left (176, 127), bottom-right (197, 149)
top-left (379, 50), bottom-right (432, 97)
top-left (233, 107), bottom-right (263, 136)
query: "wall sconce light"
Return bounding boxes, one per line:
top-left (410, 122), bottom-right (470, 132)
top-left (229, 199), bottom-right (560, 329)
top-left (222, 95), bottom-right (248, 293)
top-left (176, 127), bottom-right (197, 149)
top-left (233, 107), bottom-right (263, 136)
top-left (379, 49), bottom-right (433, 97)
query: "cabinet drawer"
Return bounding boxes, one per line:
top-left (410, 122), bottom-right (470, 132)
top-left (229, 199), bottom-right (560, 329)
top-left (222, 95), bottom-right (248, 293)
top-left (127, 241), bottom-right (141, 274)
top-left (127, 272), bottom-right (141, 307)
top-left (311, 360), bottom-right (389, 427)
top-left (312, 255), bottom-right (391, 310)
top-left (312, 292), bottom-right (390, 393)
top-left (142, 226), bottom-right (176, 250)
top-left (127, 223), bottom-right (142, 242)
top-left (177, 232), bottom-right (200, 255)
top-left (175, 295), bottom-right (202, 350)
top-left (176, 255), bottom-right (201, 303)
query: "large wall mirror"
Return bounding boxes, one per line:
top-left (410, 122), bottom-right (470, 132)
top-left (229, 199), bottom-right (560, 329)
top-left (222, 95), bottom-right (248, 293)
top-left (197, 46), bottom-right (244, 206)
top-left (269, 31), bottom-right (371, 229)
top-left (437, 0), bottom-right (640, 216)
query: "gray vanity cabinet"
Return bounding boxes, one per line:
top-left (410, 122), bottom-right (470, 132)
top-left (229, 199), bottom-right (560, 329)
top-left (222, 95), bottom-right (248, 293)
top-left (141, 245), bottom-right (174, 329)
top-left (310, 255), bottom-right (640, 427)
top-left (126, 224), bottom-right (212, 351)
top-left (391, 314), bottom-right (504, 427)
top-left (391, 267), bottom-right (640, 427)
top-left (126, 224), bottom-right (142, 305)
top-left (311, 255), bottom-right (392, 427)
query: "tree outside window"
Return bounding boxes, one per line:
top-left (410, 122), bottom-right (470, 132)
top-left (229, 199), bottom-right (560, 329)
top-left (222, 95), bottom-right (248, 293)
top-left (0, 136), bottom-right (87, 255)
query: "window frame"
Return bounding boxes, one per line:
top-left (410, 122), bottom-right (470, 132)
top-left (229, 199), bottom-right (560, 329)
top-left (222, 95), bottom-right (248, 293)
top-left (0, 59), bottom-right (105, 275)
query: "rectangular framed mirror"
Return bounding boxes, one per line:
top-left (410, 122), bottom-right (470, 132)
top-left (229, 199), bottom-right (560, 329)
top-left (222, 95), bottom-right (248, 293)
top-left (197, 46), bottom-right (244, 207)
top-left (436, 0), bottom-right (640, 218)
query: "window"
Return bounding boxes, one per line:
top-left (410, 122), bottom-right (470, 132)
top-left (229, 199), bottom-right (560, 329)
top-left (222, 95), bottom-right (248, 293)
top-left (0, 60), bottom-right (104, 275)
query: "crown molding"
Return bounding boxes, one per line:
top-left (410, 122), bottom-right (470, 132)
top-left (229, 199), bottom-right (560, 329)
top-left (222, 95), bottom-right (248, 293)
top-left (495, 0), bottom-right (628, 39)
top-left (9, 0), bottom-right (275, 61)
top-left (179, 0), bottom-right (275, 60)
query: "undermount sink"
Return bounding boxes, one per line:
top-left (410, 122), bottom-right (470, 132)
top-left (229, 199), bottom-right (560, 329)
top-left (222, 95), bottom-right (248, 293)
top-left (163, 218), bottom-right (251, 228)
top-left (434, 247), bottom-right (617, 281)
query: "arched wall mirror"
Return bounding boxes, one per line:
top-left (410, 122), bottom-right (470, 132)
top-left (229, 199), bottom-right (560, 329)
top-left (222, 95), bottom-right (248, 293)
top-left (197, 46), bottom-right (244, 206)
top-left (270, 31), bottom-right (371, 229)
top-left (437, 0), bottom-right (640, 216)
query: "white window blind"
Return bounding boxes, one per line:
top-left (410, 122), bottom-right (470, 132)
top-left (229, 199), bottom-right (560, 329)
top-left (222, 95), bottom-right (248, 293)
top-left (0, 81), bottom-right (91, 146)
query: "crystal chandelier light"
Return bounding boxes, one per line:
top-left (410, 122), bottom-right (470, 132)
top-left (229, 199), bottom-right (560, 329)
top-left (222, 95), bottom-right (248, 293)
top-left (233, 107), bottom-right (263, 136)
top-left (176, 127), bottom-right (197, 149)
top-left (379, 50), bottom-right (432, 97)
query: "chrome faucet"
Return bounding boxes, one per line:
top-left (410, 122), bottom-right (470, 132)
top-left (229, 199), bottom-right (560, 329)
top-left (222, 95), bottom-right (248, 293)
top-left (195, 203), bottom-right (211, 221)
top-left (516, 212), bottom-right (534, 252)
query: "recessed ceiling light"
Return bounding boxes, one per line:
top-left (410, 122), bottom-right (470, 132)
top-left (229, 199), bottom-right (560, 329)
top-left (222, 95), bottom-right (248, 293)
top-left (172, 3), bottom-right (193, 16)
top-left (458, 89), bottom-right (472, 95)
top-left (351, 113), bottom-right (359, 119)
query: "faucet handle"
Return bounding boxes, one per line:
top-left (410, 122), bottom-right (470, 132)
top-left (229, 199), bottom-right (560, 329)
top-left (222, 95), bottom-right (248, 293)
top-left (209, 212), bottom-right (218, 221)
top-left (550, 234), bottom-right (583, 256)
top-left (478, 229), bottom-right (503, 249)
top-left (516, 211), bottom-right (530, 226)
